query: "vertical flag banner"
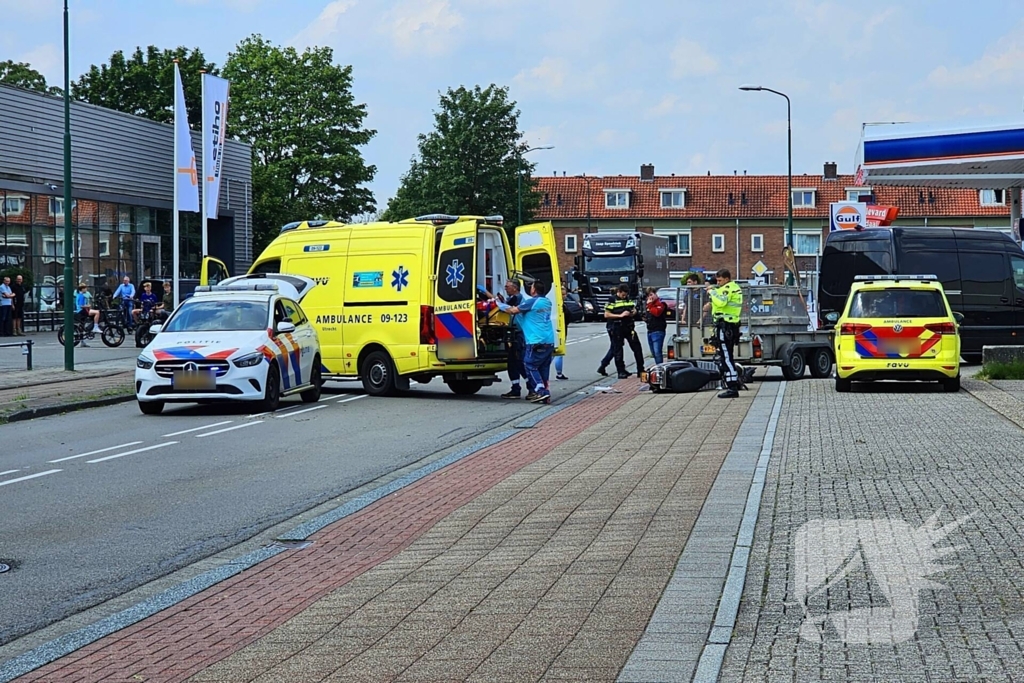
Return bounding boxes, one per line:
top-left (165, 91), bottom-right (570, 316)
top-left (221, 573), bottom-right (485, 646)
top-left (174, 64), bottom-right (200, 213)
top-left (202, 73), bottom-right (230, 221)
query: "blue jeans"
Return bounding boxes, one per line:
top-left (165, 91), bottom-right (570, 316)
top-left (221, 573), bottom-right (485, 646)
top-left (648, 330), bottom-right (665, 365)
top-left (121, 299), bottom-right (135, 328)
top-left (524, 343), bottom-right (554, 395)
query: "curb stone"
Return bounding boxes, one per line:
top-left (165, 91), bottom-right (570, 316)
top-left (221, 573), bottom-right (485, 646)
top-left (0, 392), bottom-right (135, 425)
top-left (962, 377), bottom-right (1024, 432)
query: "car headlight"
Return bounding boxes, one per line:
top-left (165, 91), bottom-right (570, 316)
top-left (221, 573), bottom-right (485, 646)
top-left (137, 356), bottom-right (154, 369)
top-left (233, 352), bottom-right (264, 368)
top-left (584, 302), bottom-right (594, 311)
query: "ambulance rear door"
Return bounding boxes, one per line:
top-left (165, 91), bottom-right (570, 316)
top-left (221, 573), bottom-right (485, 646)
top-left (433, 221), bottom-right (478, 362)
top-left (200, 257), bottom-right (230, 286)
top-left (515, 221), bottom-right (565, 355)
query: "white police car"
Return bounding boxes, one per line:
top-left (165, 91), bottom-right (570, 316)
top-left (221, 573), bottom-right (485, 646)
top-left (135, 275), bottom-right (322, 415)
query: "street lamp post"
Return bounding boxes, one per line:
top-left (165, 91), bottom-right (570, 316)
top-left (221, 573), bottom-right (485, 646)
top-left (517, 145), bottom-right (554, 226)
top-left (740, 85), bottom-right (793, 285)
top-left (576, 174), bottom-right (594, 231)
top-left (62, 0), bottom-right (74, 371)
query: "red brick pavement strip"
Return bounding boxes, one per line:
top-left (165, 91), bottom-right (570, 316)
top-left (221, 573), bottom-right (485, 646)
top-left (16, 384), bottom-right (639, 683)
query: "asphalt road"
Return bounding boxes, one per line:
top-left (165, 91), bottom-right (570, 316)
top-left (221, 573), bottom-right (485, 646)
top-left (0, 323), bottom-right (642, 648)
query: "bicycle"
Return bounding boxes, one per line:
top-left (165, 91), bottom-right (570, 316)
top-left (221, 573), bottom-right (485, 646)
top-left (97, 306), bottom-right (127, 347)
top-left (57, 313), bottom-right (97, 348)
top-left (134, 306), bottom-right (161, 348)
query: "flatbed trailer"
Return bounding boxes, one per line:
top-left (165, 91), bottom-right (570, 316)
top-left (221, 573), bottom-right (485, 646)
top-left (670, 284), bottom-right (834, 380)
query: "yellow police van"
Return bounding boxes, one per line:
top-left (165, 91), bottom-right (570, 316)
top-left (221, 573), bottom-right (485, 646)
top-left (201, 215), bottom-right (564, 397)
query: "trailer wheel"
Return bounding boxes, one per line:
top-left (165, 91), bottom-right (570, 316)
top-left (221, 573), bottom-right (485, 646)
top-left (781, 350), bottom-right (806, 381)
top-left (809, 348), bottom-right (833, 378)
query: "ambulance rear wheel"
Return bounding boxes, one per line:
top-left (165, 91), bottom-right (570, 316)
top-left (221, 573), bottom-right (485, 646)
top-left (448, 380), bottom-right (484, 395)
top-left (361, 350), bottom-right (397, 397)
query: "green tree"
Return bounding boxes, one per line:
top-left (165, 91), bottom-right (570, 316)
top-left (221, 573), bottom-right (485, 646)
top-left (383, 85), bottom-right (539, 229)
top-left (222, 35), bottom-right (376, 253)
top-left (0, 60), bottom-right (59, 94)
top-left (71, 46), bottom-right (215, 127)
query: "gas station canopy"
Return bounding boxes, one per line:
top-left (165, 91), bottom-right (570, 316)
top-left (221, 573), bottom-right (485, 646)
top-left (856, 121), bottom-right (1024, 189)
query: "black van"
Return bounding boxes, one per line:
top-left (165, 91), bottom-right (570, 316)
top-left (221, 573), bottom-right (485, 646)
top-left (818, 227), bottom-right (1024, 360)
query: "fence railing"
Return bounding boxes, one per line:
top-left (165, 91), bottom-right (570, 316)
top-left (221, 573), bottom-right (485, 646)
top-left (0, 339), bottom-right (33, 370)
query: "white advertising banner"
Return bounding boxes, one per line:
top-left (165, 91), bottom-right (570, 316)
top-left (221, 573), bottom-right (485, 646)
top-left (202, 74), bottom-right (230, 220)
top-left (829, 202), bottom-right (867, 232)
top-left (174, 64), bottom-right (200, 213)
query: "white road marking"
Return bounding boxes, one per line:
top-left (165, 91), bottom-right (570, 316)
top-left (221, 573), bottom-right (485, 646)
top-left (195, 422), bottom-right (262, 438)
top-left (248, 412), bottom-right (269, 419)
top-left (49, 441), bottom-right (145, 464)
top-left (87, 442), bottom-right (179, 463)
top-left (0, 469), bottom-right (62, 487)
top-left (0, 469), bottom-right (21, 477)
top-left (162, 421), bottom-right (233, 437)
top-left (274, 405), bottom-right (326, 418)
top-left (337, 394), bottom-right (367, 404)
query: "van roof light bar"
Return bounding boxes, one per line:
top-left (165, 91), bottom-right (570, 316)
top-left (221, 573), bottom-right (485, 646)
top-left (415, 214), bottom-right (462, 225)
top-left (853, 274), bottom-right (938, 281)
top-left (207, 283), bottom-right (280, 292)
top-left (484, 215), bottom-right (504, 225)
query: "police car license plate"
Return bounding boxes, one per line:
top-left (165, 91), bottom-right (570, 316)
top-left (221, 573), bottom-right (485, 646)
top-left (702, 344), bottom-right (716, 355)
top-left (173, 370), bottom-right (215, 391)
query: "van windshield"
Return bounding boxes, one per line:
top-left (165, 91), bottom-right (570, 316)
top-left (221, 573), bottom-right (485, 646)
top-left (848, 289), bottom-right (947, 319)
top-left (820, 246), bottom-right (892, 296)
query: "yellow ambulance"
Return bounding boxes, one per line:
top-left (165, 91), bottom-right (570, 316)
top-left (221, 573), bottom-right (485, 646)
top-left (201, 215), bottom-right (564, 397)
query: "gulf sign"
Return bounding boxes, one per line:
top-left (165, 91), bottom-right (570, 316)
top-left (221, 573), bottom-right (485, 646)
top-left (830, 202), bottom-right (867, 232)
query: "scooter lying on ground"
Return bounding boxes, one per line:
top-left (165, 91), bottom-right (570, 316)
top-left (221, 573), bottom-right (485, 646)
top-left (642, 334), bottom-right (756, 394)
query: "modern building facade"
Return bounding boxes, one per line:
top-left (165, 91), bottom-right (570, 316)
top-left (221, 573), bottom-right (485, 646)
top-left (535, 163), bottom-right (1013, 293)
top-left (0, 83), bottom-right (252, 311)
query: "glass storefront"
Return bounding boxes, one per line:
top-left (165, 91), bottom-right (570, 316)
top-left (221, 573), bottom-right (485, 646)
top-left (0, 191), bottom-right (205, 312)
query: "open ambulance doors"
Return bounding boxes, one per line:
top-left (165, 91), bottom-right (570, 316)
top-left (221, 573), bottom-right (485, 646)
top-left (200, 257), bottom-right (231, 287)
top-left (432, 219), bottom-right (564, 362)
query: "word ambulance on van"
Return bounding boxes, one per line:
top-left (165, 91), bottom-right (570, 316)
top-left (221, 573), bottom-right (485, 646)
top-left (201, 215), bottom-right (564, 397)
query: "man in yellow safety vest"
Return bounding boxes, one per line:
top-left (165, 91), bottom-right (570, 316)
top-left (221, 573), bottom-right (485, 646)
top-left (704, 268), bottom-right (743, 398)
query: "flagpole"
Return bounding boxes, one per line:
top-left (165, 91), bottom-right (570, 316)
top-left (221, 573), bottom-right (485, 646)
top-left (200, 69), bottom-right (208, 258)
top-left (172, 60), bottom-right (180, 308)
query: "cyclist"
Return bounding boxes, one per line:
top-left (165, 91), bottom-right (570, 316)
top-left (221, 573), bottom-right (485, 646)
top-left (75, 284), bottom-right (100, 346)
top-left (133, 282), bottom-right (159, 324)
top-left (155, 281), bottom-right (175, 323)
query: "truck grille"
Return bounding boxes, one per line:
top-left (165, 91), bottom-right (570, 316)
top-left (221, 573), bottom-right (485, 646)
top-left (154, 359), bottom-right (230, 378)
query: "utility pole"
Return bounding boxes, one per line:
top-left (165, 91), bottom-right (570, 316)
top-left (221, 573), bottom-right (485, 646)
top-left (62, 0), bottom-right (74, 371)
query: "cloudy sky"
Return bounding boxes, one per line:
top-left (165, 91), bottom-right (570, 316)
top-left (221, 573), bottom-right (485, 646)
top-left (4, 0), bottom-right (1024, 209)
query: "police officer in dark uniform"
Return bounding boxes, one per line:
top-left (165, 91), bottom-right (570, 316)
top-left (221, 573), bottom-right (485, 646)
top-left (598, 285), bottom-right (645, 378)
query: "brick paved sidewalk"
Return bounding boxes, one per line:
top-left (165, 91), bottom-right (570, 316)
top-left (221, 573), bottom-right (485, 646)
top-left (720, 378), bottom-right (1024, 683)
top-left (11, 379), bottom-right (757, 682)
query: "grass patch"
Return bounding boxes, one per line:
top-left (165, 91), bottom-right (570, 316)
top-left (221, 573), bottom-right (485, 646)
top-left (977, 360), bottom-right (1024, 381)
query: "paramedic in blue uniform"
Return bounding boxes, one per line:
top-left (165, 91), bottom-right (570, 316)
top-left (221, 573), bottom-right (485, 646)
top-left (505, 280), bottom-right (554, 404)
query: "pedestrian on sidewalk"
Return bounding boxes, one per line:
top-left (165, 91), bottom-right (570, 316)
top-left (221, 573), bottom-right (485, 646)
top-left (555, 284), bottom-right (572, 380)
top-left (0, 276), bottom-right (13, 337)
top-left (506, 279), bottom-right (554, 404)
top-left (645, 287), bottom-right (668, 365)
top-left (598, 285), bottom-right (631, 379)
top-left (11, 274), bottom-right (26, 336)
top-left (703, 268), bottom-right (743, 399)
top-left (113, 276), bottom-right (136, 330)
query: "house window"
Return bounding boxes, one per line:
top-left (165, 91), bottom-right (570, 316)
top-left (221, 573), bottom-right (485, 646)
top-left (788, 230), bottom-right (822, 256)
top-left (791, 189), bottom-right (815, 207)
top-left (604, 190), bottom-right (630, 209)
top-left (712, 234), bottom-right (725, 253)
top-left (543, 193), bottom-right (550, 206)
top-left (660, 190), bottom-right (685, 208)
top-left (751, 234), bottom-right (764, 252)
top-left (49, 197), bottom-right (77, 217)
top-left (980, 189), bottom-right (1006, 206)
top-left (666, 233), bottom-right (691, 256)
top-left (564, 234), bottom-right (577, 253)
top-left (1, 196), bottom-right (25, 216)
top-left (846, 187), bottom-right (872, 202)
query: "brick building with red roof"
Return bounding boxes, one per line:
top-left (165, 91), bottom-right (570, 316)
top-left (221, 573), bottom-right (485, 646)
top-left (534, 162), bottom-right (1012, 289)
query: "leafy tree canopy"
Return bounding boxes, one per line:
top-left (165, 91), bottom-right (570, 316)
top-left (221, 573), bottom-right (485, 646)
top-left (222, 35), bottom-right (376, 253)
top-left (71, 46), bottom-right (215, 127)
top-left (383, 84), bottom-right (540, 229)
top-left (0, 59), bottom-right (60, 95)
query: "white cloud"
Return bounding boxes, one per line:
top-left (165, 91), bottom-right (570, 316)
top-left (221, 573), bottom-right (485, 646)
top-left (644, 94), bottom-right (692, 119)
top-left (290, 0), bottom-right (357, 48)
top-left (18, 43), bottom-right (61, 83)
top-left (383, 0), bottom-right (463, 55)
top-left (670, 38), bottom-right (718, 79)
top-left (928, 22), bottom-right (1024, 90)
top-left (513, 57), bottom-right (568, 96)
top-left (522, 126), bottom-right (556, 149)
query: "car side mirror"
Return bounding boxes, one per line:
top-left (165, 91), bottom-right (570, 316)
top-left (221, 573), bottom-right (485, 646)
top-left (149, 324), bottom-right (163, 335)
top-left (276, 321), bottom-right (296, 334)
top-left (825, 312), bottom-right (839, 323)
top-left (952, 312), bottom-right (965, 325)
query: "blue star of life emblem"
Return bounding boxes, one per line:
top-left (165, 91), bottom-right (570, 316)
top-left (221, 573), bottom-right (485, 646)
top-left (446, 259), bottom-right (465, 288)
top-left (391, 266), bottom-right (409, 291)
